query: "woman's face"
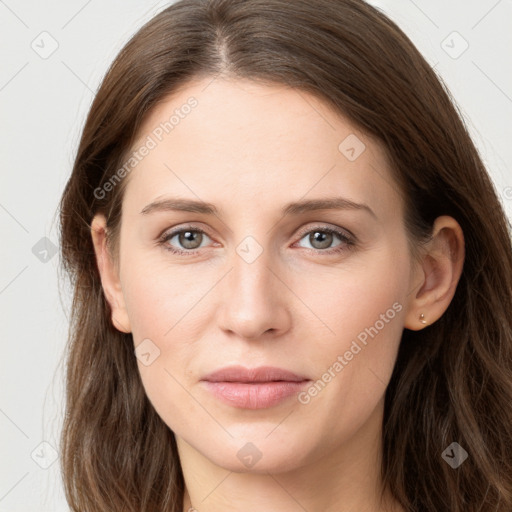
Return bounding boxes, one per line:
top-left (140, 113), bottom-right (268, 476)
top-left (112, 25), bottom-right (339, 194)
top-left (103, 77), bottom-right (423, 472)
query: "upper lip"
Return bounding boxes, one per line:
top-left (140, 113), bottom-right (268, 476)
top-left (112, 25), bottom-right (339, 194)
top-left (201, 365), bottom-right (309, 383)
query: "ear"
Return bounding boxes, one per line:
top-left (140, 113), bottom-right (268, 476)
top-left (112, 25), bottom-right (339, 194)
top-left (90, 214), bottom-right (131, 333)
top-left (404, 216), bottom-right (465, 331)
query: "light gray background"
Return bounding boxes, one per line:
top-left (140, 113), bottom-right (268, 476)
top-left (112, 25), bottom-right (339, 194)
top-left (1, 1), bottom-right (511, 510)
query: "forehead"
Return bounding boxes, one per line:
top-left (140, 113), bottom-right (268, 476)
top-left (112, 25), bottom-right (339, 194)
top-left (122, 77), bottom-right (400, 222)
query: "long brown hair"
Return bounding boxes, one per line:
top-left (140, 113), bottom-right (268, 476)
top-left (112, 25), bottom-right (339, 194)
top-left (58, 0), bottom-right (512, 510)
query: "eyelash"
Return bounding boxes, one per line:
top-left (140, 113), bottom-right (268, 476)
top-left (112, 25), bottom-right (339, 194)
top-left (157, 224), bottom-right (356, 256)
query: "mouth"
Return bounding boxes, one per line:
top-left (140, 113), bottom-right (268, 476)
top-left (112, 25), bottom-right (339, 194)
top-left (200, 365), bottom-right (311, 409)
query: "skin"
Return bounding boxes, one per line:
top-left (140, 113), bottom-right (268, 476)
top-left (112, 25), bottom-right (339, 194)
top-left (91, 77), bottom-right (465, 512)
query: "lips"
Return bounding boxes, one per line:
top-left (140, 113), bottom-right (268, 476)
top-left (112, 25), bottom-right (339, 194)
top-left (200, 365), bottom-right (311, 409)
top-left (201, 365), bottom-right (309, 383)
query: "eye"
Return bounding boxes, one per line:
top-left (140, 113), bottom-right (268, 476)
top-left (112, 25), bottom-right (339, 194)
top-left (159, 226), bottom-right (212, 255)
top-left (158, 224), bottom-right (356, 256)
top-left (294, 226), bottom-right (355, 254)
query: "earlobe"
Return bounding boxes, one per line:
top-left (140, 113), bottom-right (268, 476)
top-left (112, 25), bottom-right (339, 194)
top-left (90, 214), bottom-right (132, 334)
top-left (404, 216), bottom-right (465, 331)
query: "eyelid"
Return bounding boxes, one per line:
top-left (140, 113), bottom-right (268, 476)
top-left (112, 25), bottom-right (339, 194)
top-left (294, 222), bottom-right (355, 240)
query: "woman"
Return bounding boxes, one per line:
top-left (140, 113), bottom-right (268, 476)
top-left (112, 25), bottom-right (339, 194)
top-left (58, 0), bottom-right (512, 510)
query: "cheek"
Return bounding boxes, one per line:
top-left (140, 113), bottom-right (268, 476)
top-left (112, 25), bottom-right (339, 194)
top-left (294, 248), bottom-right (407, 353)
top-left (297, 242), bottom-right (409, 424)
top-left (120, 252), bottom-right (195, 339)
top-left (120, 255), bottom-right (210, 397)
top-left (120, 259), bottom-right (202, 431)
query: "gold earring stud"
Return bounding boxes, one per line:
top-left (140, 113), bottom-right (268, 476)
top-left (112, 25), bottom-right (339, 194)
top-left (419, 313), bottom-right (427, 325)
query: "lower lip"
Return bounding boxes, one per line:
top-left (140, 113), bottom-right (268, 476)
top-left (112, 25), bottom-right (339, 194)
top-left (201, 380), bottom-right (311, 409)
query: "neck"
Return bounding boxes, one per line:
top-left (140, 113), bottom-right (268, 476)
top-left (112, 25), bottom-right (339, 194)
top-left (177, 398), bottom-right (404, 512)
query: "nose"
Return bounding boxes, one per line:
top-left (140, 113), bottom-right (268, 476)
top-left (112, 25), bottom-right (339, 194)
top-left (216, 245), bottom-right (292, 340)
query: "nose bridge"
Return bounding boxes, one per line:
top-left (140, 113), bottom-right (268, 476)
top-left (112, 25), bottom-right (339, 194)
top-left (230, 234), bottom-right (276, 308)
top-left (233, 238), bottom-right (273, 294)
top-left (228, 217), bottom-right (275, 289)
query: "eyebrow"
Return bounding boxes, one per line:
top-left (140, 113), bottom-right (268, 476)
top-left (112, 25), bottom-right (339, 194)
top-left (140, 196), bottom-right (376, 219)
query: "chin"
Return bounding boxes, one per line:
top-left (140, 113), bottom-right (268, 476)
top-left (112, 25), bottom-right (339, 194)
top-left (198, 433), bottom-right (312, 474)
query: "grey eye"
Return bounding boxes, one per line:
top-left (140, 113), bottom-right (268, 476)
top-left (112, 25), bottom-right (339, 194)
top-left (163, 229), bottom-right (211, 251)
top-left (297, 229), bottom-right (345, 251)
